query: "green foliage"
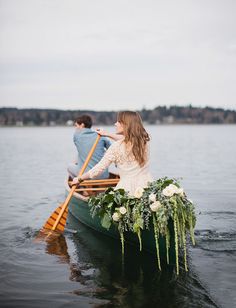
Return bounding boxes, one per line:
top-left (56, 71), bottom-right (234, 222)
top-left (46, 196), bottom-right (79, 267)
top-left (88, 177), bottom-right (196, 275)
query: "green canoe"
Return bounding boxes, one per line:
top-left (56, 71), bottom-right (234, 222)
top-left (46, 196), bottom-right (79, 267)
top-left (65, 177), bottom-right (176, 265)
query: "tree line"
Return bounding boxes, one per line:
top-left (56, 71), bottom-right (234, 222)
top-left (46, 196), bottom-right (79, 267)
top-left (0, 105), bottom-right (235, 126)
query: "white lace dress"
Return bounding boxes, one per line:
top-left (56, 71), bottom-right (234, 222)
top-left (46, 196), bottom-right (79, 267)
top-left (88, 140), bottom-right (153, 196)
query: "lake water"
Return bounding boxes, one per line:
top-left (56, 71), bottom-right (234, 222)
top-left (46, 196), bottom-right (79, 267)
top-left (0, 125), bottom-right (235, 308)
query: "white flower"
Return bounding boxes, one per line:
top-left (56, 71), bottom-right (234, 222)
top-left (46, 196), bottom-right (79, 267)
top-left (162, 187), bottom-right (174, 197)
top-left (119, 206), bottom-right (127, 215)
top-left (168, 184), bottom-right (179, 193)
top-left (149, 193), bottom-right (156, 202)
top-left (162, 184), bottom-right (178, 197)
top-left (176, 187), bottom-right (184, 196)
top-left (112, 212), bottom-right (120, 222)
top-left (150, 201), bottom-right (162, 212)
top-left (134, 187), bottom-right (144, 198)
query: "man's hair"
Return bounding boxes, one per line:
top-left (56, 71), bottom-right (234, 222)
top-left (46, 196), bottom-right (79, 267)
top-left (75, 114), bottom-right (92, 128)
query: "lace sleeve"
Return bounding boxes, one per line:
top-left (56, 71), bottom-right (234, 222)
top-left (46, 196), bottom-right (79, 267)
top-left (88, 142), bottom-right (118, 179)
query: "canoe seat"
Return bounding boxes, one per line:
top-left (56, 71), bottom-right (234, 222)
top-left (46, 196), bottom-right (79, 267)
top-left (68, 173), bottom-right (120, 197)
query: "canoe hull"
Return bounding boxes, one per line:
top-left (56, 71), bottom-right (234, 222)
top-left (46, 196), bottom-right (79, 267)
top-left (67, 188), bottom-right (176, 265)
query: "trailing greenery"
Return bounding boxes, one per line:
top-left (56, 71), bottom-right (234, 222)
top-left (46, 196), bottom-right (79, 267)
top-left (88, 177), bottom-right (196, 275)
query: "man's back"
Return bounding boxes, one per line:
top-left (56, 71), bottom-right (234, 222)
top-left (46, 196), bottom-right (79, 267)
top-left (73, 128), bottom-right (111, 179)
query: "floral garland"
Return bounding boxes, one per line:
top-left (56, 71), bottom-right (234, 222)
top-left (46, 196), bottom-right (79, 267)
top-left (88, 177), bottom-right (196, 275)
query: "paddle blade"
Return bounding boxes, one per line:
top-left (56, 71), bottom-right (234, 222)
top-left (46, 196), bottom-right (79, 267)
top-left (34, 228), bottom-right (62, 242)
top-left (42, 203), bottom-right (69, 232)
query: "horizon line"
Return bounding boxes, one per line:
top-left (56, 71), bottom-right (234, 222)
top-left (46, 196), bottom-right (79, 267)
top-left (1, 105), bottom-right (236, 112)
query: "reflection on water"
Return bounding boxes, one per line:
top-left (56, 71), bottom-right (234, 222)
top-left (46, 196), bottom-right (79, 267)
top-left (45, 233), bottom-right (70, 264)
top-left (40, 212), bottom-right (217, 308)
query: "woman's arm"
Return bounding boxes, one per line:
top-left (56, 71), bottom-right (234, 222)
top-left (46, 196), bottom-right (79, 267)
top-left (95, 128), bottom-right (123, 141)
top-left (72, 142), bottom-right (118, 185)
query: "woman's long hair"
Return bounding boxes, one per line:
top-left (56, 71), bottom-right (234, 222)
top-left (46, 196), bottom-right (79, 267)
top-left (117, 111), bottom-right (150, 167)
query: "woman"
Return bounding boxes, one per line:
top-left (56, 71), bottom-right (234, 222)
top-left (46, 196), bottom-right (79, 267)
top-left (72, 111), bottom-right (152, 196)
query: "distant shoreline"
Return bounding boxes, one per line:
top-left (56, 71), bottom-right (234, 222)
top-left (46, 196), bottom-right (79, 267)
top-left (1, 123), bottom-right (236, 128)
top-left (1, 105), bottom-right (235, 125)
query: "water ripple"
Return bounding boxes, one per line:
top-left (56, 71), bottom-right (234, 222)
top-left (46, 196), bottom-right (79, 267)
top-left (194, 229), bottom-right (236, 253)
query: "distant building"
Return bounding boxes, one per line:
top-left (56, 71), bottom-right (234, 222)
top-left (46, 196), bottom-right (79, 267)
top-left (66, 120), bottom-right (74, 126)
top-left (163, 116), bottom-right (174, 124)
top-left (16, 121), bottom-right (23, 126)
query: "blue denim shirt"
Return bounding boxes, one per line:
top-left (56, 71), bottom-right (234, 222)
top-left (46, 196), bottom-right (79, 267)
top-left (73, 128), bottom-right (111, 179)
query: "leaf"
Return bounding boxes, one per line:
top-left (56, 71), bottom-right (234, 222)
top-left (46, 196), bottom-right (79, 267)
top-left (103, 193), bottom-right (114, 203)
top-left (107, 202), bottom-right (114, 209)
top-left (133, 223), bottom-right (140, 233)
top-left (117, 188), bottom-right (126, 195)
top-left (136, 217), bottom-right (144, 229)
top-left (162, 179), bottom-right (174, 188)
top-left (101, 213), bottom-right (112, 230)
top-left (114, 194), bottom-right (121, 204)
top-left (106, 187), bottom-right (114, 193)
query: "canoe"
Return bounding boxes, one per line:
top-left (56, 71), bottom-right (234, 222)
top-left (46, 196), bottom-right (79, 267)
top-left (65, 174), bottom-right (176, 266)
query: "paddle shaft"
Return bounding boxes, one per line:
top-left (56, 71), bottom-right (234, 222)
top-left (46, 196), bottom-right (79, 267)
top-left (51, 135), bottom-right (101, 231)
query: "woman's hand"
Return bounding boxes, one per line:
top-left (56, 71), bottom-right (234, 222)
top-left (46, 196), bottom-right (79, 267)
top-left (72, 177), bottom-right (83, 186)
top-left (96, 128), bottom-right (123, 141)
top-left (95, 128), bottom-right (108, 137)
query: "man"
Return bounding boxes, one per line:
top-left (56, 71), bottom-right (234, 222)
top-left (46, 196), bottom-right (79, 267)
top-left (67, 114), bottom-right (111, 179)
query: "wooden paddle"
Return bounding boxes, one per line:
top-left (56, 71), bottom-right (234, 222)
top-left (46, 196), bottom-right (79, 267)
top-left (41, 134), bottom-right (101, 234)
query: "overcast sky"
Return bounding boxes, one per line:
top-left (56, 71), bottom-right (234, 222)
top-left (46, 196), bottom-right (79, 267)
top-left (0, 0), bottom-right (235, 111)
